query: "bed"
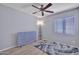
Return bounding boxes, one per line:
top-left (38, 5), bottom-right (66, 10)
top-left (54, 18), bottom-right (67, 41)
top-left (34, 40), bottom-right (79, 55)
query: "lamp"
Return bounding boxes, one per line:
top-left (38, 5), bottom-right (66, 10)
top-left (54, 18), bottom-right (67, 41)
top-left (37, 20), bottom-right (44, 40)
top-left (37, 20), bottom-right (44, 26)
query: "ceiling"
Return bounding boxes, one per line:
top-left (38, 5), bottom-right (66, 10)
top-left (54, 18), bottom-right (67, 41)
top-left (1, 3), bottom-right (79, 18)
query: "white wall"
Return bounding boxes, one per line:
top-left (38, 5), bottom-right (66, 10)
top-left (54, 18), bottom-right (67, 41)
top-left (0, 5), bottom-right (38, 50)
top-left (42, 8), bottom-right (79, 47)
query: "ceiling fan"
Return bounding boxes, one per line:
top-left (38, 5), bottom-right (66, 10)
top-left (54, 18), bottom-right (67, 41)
top-left (32, 3), bottom-right (54, 16)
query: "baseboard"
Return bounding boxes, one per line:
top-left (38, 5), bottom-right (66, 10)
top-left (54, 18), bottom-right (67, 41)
top-left (0, 46), bottom-right (16, 52)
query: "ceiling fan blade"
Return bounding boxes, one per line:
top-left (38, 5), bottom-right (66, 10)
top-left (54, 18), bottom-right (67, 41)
top-left (42, 11), bottom-right (44, 16)
top-left (45, 10), bottom-right (54, 13)
top-left (33, 12), bottom-right (38, 14)
top-left (32, 5), bottom-right (40, 9)
top-left (32, 11), bottom-right (40, 14)
top-left (43, 3), bottom-right (52, 10)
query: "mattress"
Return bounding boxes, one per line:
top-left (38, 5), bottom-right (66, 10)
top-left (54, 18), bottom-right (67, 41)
top-left (34, 40), bottom-right (79, 55)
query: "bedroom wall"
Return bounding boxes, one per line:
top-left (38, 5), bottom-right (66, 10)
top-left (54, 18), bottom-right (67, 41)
top-left (42, 8), bottom-right (79, 47)
top-left (0, 5), bottom-right (38, 50)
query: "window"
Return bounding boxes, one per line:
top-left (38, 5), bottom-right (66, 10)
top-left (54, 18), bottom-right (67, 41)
top-left (55, 16), bottom-right (76, 35)
top-left (55, 19), bottom-right (63, 33)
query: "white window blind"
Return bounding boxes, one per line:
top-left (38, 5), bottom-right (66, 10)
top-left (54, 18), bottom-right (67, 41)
top-left (55, 19), bottom-right (63, 33)
top-left (55, 16), bottom-right (76, 35)
top-left (65, 16), bottom-right (75, 34)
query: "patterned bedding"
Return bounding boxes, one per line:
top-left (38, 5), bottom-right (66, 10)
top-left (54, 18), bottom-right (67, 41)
top-left (35, 40), bottom-right (79, 55)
